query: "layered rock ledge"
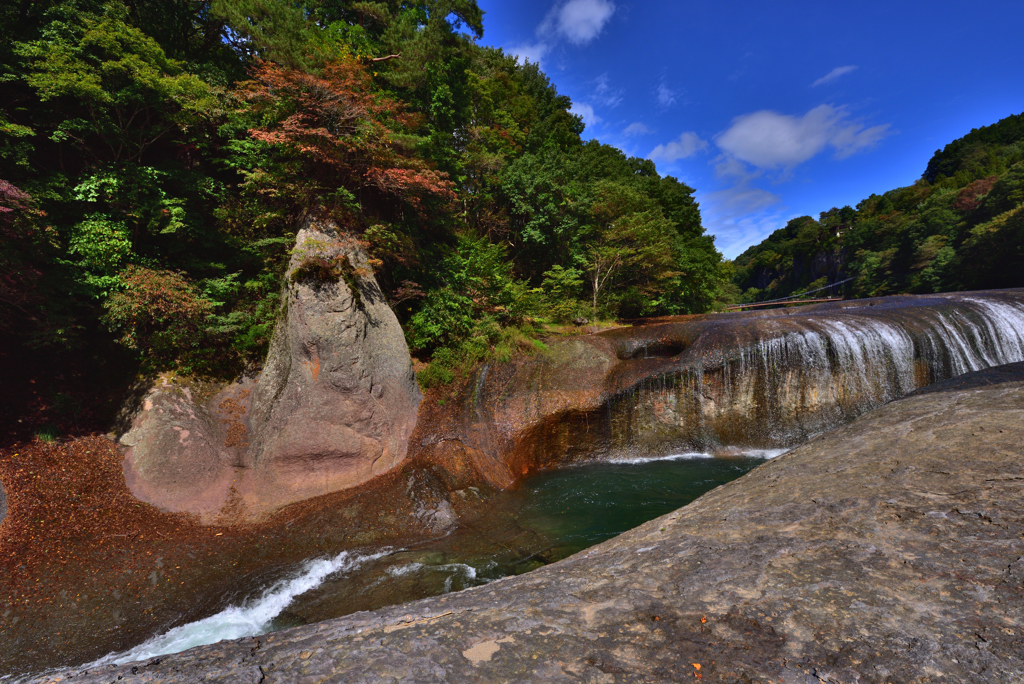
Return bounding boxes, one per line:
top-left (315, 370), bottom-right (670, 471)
top-left (415, 289), bottom-right (1024, 485)
top-left (40, 362), bottom-right (1024, 683)
top-left (118, 286), bottom-right (1024, 523)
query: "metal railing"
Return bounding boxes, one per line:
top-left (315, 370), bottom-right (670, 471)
top-left (726, 277), bottom-right (855, 311)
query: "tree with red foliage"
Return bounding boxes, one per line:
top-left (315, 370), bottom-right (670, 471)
top-left (236, 56), bottom-right (454, 218)
top-left (102, 265), bottom-right (215, 371)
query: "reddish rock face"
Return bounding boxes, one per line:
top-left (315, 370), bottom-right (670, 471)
top-left (409, 289), bottom-right (1024, 483)
top-left (121, 219), bottom-right (422, 522)
top-left (121, 275), bottom-right (1024, 523)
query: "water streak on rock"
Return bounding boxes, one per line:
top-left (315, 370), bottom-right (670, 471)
top-left (422, 290), bottom-right (1024, 478)
top-left (611, 292), bottom-right (1024, 451)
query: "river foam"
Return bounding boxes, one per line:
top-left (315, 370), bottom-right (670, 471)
top-left (90, 548), bottom-right (395, 667)
top-left (610, 448), bottom-right (787, 465)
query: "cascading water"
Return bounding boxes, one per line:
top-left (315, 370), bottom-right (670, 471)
top-left (85, 549), bottom-right (395, 668)
top-left (607, 293), bottom-right (1024, 453)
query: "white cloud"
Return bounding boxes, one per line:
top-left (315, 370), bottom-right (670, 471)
top-left (593, 73), bottom-right (622, 108)
top-left (623, 122), bottom-right (653, 136)
top-left (570, 102), bottom-right (601, 128)
top-left (811, 65), bottom-right (858, 87)
top-left (714, 155), bottom-right (755, 180)
top-left (648, 132), bottom-right (709, 163)
top-left (507, 1), bottom-right (615, 72)
top-left (705, 186), bottom-right (782, 217)
top-left (830, 122), bottom-right (891, 159)
top-left (507, 42), bottom-right (550, 67)
top-left (541, 0), bottom-right (616, 45)
top-left (656, 82), bottom-right (677, 108)
top-left (699, 186), bottom-right (786, 259)
top-left (716, 104), bottom-right (891, 171)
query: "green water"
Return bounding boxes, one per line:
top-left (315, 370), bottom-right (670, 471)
top-left (97, 454), bottom-right (770, 663)
top-left (505, 454), bottom-right (767, 561)
top-left (271, 454), bottom-right (767, 628)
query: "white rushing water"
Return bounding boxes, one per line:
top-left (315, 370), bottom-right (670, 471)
top-left (733, 296), bottom-right (1024, 420)
top-left (611, 448), bottom-right (788, 465)
top-left (626, 294), bottom-right (1024, 455)
top-left (385, 560), bottom-right (488, 592)
top-left (774, 298), bottom-right (1021, 384)
top-left (90, 548), bottom-right (395, 667)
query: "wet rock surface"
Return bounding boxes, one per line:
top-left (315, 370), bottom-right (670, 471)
top-left (0, 477), bottom-right (5, 526)
top-left (41, 362), bottom-right (1024, 683)
top-left (417, 289), bottom-right (1024, 482)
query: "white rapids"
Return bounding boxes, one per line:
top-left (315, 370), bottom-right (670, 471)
top-left (89, 549), bottom-right (395, 667)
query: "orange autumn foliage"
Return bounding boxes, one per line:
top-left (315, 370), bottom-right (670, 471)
top-left (237, 57), bottom-right (454, 209)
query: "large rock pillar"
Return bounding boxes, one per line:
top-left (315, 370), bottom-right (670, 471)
top-left (120, 217), bottom-right (421, 521)
top-left (244, 217), bottom-right (422, 510)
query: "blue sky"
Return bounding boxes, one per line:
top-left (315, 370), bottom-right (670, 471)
top-left (473, 0), bottom-right (1024, 259)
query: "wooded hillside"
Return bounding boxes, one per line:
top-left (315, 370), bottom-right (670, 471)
top-left (0, 0), bottom-right (727, 435)
top-left (732, 112), bottom-right (1024, 302)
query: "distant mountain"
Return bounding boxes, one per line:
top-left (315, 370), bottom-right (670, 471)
top-left (732, 112), bottom-right (1024, 302)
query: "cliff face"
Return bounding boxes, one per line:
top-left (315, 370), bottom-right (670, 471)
top-left (412, 290), bottom-right (1024, 486)
top-left (44, 365), bottom-right (1024, 683)
top-left (120, 218), bottom-right (421, 522)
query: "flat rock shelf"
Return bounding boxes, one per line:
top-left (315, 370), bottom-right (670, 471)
top-left (35, 361), bottom-right (1024, 683)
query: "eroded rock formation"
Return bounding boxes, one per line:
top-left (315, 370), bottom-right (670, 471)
top-left (244, 220), bottom-right (421, 511)
top-left (120, 378), bottom-right (248, 517)
top-left (414, 290), bottom-right (1024, 484)
top-left (121, 281), bottom-right (1024, 522)
top-left (121, 218), bottom-right (421, 521)
top-left (43, 363), bottom-right (1024, 683)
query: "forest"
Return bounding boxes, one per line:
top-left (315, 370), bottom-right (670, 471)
top-left (0, 0), bottom-right (727, 435)
top-left (732, 112), bottom-right (1024, 302)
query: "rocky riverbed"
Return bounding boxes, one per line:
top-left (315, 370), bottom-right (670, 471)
top-left (32, 362), bottom-right (1024, 683)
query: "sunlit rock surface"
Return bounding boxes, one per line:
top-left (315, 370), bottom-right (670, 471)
top-left (121, 218), bottom-right (421, 522)
top-left (40, 362), bottom-right (1024, 682)
top-left (119, 376), bottom-right (248, 519)
top-left (416, 289), bottom-right (1024, 482)
top-left (119, 287), bottom-right (1024, 523)
top-left (244, 219), bottom-right (421, 512)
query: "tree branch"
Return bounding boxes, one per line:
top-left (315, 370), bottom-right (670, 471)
top-left (369, 53), bottom-right (401, 63)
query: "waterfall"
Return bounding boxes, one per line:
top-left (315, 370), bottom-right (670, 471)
top-left (607, 293), bottom-right (1024, 453)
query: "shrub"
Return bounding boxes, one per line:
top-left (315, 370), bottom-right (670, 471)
top-left (102, 266), bottom-right (214, 370)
